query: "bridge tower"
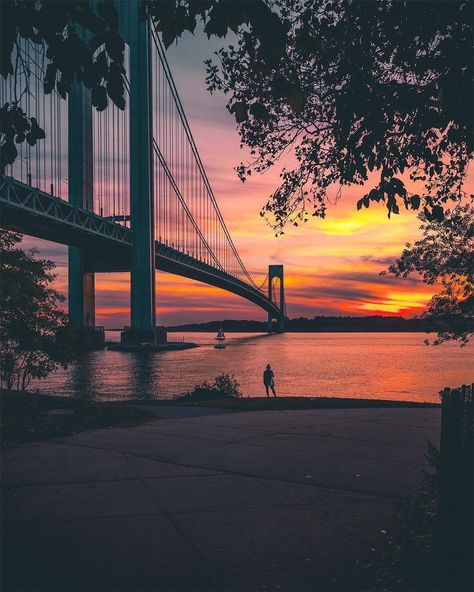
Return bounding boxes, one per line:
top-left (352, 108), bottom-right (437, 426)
top-left (120, 3), bottom-right (158, 345)
top-left (68, 60), bottom-right (102, 348)
top-left (267, 265), bottom-right (286, 333)
top-left (67, 3), bottom-right (159, 347)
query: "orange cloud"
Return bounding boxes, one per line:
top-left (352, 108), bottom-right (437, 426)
top-left (358, 291), bottom-right (435, 315)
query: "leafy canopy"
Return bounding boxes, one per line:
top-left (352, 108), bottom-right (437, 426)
top-left (1, 0), bottom-right (281, 170)
top-left (202, 0), bottom-right (473, 230)
top-left (3, 0), bottom-right (471, 223)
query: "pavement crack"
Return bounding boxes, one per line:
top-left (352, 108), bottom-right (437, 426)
top-left (120, 453), bottom-right (210, 566)
top-left (50, 438), bottom-right (412, 501)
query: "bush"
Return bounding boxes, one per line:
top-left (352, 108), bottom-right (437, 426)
top-left (184, 373), bottom-right (242, 401)
top-left (213, 373), bottom-right (242, 398)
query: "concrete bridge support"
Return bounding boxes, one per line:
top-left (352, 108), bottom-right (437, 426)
top-left (68, 81), bottom-right (103, 348)
top-left (67, 4), bottom-right (162, 347)
top-left (267, 264), bottom-right (285, 333)
top-left (121, 7), bottom-right (159, 346)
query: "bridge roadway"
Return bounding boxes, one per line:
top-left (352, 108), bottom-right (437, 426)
top-left (0, 176), bottom-right (282, 318)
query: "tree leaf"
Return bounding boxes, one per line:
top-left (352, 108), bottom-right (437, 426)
top-left (410, 194), bottom-right (421, 210)
top-left (229, 102), bottom-right (247, 124)
top-left (287, 89), bottom-right (305, 113)
top-left (92, 85), bottom-right (108, 111)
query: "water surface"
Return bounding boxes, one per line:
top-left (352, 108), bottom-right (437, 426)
top-left (31, 332), bottom-right (473, 403)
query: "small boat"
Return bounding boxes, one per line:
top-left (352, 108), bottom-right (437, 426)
top-left (214, 327), bottom-right (226, 349)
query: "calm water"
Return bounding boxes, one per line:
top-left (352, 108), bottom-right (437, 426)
top-left (31, 332), bottom-right (473, 403)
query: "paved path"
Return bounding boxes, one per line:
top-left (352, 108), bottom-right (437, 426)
top-left (2, 407), bottom-right (440, 591)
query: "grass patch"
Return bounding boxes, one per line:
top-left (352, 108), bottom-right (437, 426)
top-left (1, 390), bottom-right (157, 448)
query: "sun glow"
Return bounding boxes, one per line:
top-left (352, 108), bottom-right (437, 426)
top-left (359, 291), bottom-right (435, 314)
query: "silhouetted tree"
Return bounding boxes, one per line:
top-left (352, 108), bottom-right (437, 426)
top-left (0, 229), bottom-right (74, 390)
top-left (387, 204), bottom-right (474, 345)
top-left (201, 1), bottom-right (472, 227)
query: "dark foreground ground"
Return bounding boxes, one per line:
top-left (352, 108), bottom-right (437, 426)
top-left (1, 398), bottom-right (440, 591)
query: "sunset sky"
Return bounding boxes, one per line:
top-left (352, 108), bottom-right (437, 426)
top-left (23, 28), bottom-right (470, 329)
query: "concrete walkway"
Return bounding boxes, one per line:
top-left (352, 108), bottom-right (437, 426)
top-left (2, 407), bottom-right (440, 591)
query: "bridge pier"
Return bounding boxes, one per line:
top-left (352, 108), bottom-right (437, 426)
top-left (68, 252), bottom-right (104, 349)
top-left (122, 7), bottom-right (159, 346)
top-left (67, 78), bottom-right (104, 349)
top-left (267, 315), bottom-right (286, 333)
top-left (267, 265), bottom-right (286, 333)
top-left (68, 250), bottom-right (95, 327)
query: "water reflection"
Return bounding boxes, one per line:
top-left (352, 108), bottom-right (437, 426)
top-left (60, 349), bottom-right (164, 401)
top-left (67, 352), bottom-right (99, 401)
top-left (131, 352), bottom-right (159, 401)
top-left (31, 332), bottom-right (473, 403)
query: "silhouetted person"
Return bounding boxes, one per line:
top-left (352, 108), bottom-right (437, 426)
top-left (263, 364), bottom-right (277, 397)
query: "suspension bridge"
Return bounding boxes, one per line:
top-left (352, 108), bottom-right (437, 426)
top-left (0, 2), bottom-right (286, 347)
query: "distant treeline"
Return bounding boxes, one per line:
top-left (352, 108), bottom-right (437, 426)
top-left (166, 316), bottom-right (434, 333)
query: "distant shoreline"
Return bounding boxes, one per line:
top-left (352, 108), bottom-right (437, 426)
top-left (164, 328), bottom-right (431, 333)
top-left (107, 315), bottom-right (434, 333)
top-left (106, 328), bottom-right (432, 333)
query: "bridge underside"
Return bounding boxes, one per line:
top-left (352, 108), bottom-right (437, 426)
top-left (0, 179), bottom-right (284, 321)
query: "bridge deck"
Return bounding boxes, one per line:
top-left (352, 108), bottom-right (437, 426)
top-left (0, 176), bottom-right (282, 318)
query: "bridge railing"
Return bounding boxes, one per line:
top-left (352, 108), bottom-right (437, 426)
top-left (0, 176), bottom-right (132, 246)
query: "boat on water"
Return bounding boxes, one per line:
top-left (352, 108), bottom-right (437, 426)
top-left (214, 327), bottom-right (226, 349)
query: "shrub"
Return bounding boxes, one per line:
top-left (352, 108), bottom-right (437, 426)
top-left (213, 373), bottom-right (242, 398)
top-left (185, 373), bottom-right (242, 401)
